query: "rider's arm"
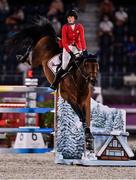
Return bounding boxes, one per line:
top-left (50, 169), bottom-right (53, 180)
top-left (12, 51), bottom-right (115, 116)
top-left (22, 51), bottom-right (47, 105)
top-left (62, 25), bottom-right (71, 52)
top-left (79, 24), bottom-right (87, 51)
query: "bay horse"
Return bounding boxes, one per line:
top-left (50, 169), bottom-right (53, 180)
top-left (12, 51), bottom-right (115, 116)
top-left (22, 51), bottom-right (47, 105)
top-left (8, 17), bottom-right (99, 152)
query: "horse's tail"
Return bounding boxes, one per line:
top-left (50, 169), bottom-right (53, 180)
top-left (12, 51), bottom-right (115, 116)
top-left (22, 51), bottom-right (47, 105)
top-left (5, 16), bottom-right (57, 56)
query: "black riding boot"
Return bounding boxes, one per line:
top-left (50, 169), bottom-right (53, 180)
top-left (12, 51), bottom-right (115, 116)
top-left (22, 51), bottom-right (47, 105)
top-left (50, 68), bottom-right (65, 90)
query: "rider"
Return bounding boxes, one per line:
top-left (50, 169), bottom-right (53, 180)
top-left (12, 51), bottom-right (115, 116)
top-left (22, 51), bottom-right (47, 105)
top-left (50, 9), bottom-right (88, 90)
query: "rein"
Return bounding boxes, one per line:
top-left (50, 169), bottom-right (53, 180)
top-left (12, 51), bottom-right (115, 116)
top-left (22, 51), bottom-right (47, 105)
top-left (67, 60), bottom-right (88, 89)
top-left (76, 64), bottom-right (90, 81)
top-left (70, 60), bottom-right (94, 89)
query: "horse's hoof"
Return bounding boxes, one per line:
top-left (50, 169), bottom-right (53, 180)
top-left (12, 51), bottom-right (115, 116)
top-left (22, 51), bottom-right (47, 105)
top-left (82, 151), bottom-right (97, 161)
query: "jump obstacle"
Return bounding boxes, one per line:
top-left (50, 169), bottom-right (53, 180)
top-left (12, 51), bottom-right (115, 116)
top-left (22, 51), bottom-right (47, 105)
top-left (0, 128), bottom-right (53, 133)
top-left (0, 107), bottom-right (53, 113)
top-left (0, 78), bottom-right (54, 153)
top-left (55, 92), bottom-right (136, 166)
top-left (0, 86), bottom-right (52, 93)
top-left (0, 81), bottom-right (136, 166)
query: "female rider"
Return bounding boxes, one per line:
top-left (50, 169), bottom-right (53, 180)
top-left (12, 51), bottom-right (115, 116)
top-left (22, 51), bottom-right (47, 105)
top-left (51, 9), bottom-right (88, 89)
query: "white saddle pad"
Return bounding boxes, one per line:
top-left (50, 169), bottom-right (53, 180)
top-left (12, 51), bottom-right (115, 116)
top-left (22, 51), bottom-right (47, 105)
top-left (48, 54), bottom-right (61, 75)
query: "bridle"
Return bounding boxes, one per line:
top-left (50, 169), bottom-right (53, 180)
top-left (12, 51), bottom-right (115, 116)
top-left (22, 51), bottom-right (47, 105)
top-left (73, 55), bottom-right (98, 84)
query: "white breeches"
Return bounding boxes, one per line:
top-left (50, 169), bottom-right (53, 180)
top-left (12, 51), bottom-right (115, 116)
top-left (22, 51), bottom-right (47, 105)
top-left (62, 45), bottom-right (82, 70)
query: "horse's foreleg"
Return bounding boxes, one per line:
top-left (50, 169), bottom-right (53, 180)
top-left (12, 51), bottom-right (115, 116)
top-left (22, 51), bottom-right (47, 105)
top-left (68, 98), bottom-right (94, 152)
top-left (84, 94), bottom-right (94, 152)
top-left (84, 96), bottom-right (90, 129)
top-left (68, 101), bottom-right (84, 121)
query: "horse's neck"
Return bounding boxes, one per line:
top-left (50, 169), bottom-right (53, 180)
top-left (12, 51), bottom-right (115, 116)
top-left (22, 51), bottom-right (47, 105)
top-left (73, 69), bottom-right (88, 89)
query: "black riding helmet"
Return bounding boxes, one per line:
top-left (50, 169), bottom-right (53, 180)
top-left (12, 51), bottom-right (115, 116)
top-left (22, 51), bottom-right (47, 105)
top-left (66, 9), bottom-right (78, 20)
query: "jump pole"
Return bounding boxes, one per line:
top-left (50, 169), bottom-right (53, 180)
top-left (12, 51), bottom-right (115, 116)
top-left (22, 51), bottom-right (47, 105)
top-left (2, 74), bottom-right (53, 153)
top-left (13, 77), bottom-right (43, 152)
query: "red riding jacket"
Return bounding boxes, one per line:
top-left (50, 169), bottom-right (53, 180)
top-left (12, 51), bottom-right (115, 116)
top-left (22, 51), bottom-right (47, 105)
top-left (61, 23), bottom-right (87, 52)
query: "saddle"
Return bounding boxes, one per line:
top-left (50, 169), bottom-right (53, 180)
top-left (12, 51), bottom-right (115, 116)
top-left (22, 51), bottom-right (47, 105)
top-left (50, 53), bottom-right (78, 77)
top-left (60, 53), bottom-right (98, 75)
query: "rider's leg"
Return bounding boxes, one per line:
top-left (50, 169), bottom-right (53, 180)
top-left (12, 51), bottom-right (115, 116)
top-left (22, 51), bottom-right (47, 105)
top-left (63, 46), bottom-right (81, 71)
top-left (62, 48), bottom-right (71, 70)
top-left (50, 48), bottom-right (70, 90)
top-left (50, 46), bottom-right (80, 90)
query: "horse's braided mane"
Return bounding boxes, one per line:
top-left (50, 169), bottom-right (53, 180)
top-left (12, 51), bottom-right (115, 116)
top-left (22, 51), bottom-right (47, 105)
top-left (6, 16), bottom-right (57, 53)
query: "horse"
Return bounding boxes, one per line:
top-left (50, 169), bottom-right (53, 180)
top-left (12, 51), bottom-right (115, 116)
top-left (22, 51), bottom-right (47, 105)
top-left (7, 17), bottom-right (99, 152)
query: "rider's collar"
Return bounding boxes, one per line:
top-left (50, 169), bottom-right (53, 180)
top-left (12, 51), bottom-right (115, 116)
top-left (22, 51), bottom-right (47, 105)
top-left (68, 22), bottom-right (76, 25)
